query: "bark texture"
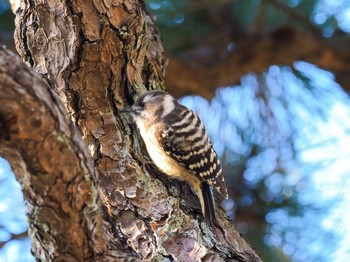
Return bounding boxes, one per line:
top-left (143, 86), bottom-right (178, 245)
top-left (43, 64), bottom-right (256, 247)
top-left (0, 46), bottom-right (132, 261)
top-left (1, 0), bottom-right (261, 261)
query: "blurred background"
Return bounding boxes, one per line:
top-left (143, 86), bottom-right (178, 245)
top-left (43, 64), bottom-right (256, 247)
top-left (1, 0), bottom-right (350, 261)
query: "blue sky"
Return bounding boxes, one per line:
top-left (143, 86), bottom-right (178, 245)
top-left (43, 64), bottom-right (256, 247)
top-left (0, 159), bottom-right (33, 261)
top-left (180, 62), bottom-right (350, 261)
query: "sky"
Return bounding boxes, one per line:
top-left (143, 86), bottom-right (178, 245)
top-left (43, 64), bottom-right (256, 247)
top-left (0, 159), bottom-right (33, 261)
top-left (180, 62), bottom-right (350, 261)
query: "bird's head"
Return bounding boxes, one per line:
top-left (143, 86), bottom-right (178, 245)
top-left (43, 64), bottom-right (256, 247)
top-left (120, 90), bottom-right (176, 125)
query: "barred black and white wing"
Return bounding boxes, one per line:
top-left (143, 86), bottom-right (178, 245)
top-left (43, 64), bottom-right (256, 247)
top-left (156, 103), bottom-right (228, 199)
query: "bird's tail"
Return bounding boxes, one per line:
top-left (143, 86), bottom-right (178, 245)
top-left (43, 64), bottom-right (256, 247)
top-left (201, 183), bottom-right (223, 230)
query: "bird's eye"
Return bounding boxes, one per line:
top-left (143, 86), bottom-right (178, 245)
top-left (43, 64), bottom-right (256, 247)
top-left (140, 101), bottom-right (145, 107)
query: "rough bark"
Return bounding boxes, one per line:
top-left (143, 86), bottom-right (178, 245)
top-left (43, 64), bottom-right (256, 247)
top-left (0, 0), bottom-right (262, 261)
top-left (0, 46), bottom-right (132, 261)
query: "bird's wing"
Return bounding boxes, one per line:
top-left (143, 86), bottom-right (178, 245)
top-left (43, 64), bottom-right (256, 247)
top-left (156, 108), bottom-right (228, 199)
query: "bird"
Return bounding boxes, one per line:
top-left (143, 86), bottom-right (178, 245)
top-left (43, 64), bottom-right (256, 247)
top-left (120, 90), bottom-right (228, 229)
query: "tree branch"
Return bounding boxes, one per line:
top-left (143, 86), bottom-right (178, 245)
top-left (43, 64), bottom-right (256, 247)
top-left (0, 231), bottom-right (28, 249)
top-left (166, 26), bottom-right (350, 99)
top-left (264, 0), bottom-right (322, 36)
top-left (0, 46), bottom-right (133, 260)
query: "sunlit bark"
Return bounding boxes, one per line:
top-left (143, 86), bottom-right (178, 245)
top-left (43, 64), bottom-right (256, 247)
top-left (0, 0), bottom-right (262, 261)
top-left (0, 46), bottom-right (123, 260)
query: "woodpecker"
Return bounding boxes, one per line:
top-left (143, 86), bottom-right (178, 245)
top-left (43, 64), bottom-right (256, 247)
top-left (121, 90), bottom-right (228, 229)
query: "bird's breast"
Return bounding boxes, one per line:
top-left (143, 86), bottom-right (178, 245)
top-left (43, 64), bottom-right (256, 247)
top-left (138, 123), bottom-right (188, 180)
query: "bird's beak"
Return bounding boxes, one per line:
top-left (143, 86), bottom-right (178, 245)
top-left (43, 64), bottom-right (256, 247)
top-left (119, 106), bottom-right (134, 113)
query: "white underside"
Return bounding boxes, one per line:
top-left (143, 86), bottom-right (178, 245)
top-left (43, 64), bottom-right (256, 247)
top-left (138, 122), bottom-right (186, 178)
top-left (136, 119), bottom-right (205, 216)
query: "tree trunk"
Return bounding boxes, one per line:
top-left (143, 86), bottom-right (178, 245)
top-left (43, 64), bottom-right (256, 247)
top-left (0, 0), bottom-right (261, 261)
